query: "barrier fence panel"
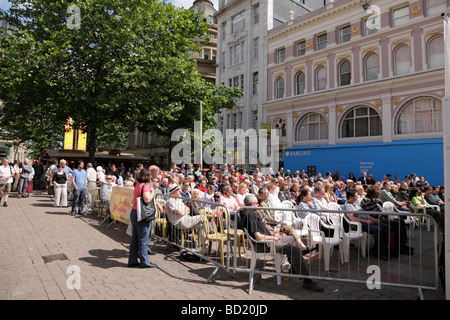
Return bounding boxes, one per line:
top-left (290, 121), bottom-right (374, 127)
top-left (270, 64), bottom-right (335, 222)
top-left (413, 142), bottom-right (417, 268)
top-left (232, 206), bottom-right (442, 297)
top-left (153, 193), bottom-right (240, 283)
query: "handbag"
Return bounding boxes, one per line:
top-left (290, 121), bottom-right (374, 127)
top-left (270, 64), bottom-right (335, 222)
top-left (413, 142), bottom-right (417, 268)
top-left (136, 184), bottom-right (156, 222)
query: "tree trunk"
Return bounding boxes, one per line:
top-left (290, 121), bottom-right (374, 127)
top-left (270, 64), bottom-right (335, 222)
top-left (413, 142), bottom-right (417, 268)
top-left (87, 126), bottom-right (97, 163)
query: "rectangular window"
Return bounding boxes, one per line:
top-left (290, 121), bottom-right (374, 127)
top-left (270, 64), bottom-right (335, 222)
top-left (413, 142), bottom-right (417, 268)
top-left (203, 49), bottom-right (210, 60)
top-left (232, 11), bottom-right (245, 34)
top-left (252, 111), bottom-right (258, 130)
top-left (393, 6), bottom-right (409, 27)
top-left (297, 40), bottom-right (306, 56)
top-left (277, 48), bottom-right (285, 63)
top-left (253, 5), bottom-right (259, 24)
top-left (229, 41), bottom-right (245, 65)
top-left (317, 33), bottom-right (327, 50)
top-left (233, 76), bottom-right (240, 89)
top-left (252, 72), bottom-right (259, 94)
top-left (221, 22), bottom-right (226, 40)
top-left (253, 37), bottom-right (259, 58)
top-left (339, 25), bottom-right (351, 43)
top-left (221, 51), bottom-right (225, 69)
top-left (240, 74), bottom-right (244, 89)
top-left (365, 17), bottom-right (379, 35)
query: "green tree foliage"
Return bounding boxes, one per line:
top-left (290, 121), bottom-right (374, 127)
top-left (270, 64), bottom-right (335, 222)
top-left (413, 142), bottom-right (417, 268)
top-left (0, 0), bottom-right (241, 161)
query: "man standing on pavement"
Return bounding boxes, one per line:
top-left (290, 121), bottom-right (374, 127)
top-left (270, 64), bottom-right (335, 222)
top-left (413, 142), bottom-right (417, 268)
top-left (71, 160), bottom-right (88, 215)
top-left (51, 159), bottom-right (73, 180)
top-left (0, 159), bottom-right (14, 207)
top-left (85, 163), bottom-right (97, 210)
top-left (18, 158), bottom-right (33, 199)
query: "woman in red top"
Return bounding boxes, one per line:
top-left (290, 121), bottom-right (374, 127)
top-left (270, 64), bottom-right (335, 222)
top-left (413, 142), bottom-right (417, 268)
top-left (128, 168), bottom-right (157, 268)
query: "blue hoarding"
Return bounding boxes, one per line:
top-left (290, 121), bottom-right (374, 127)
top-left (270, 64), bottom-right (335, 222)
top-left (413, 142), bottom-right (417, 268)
top-left (284, 139), bottom-right (444, 186)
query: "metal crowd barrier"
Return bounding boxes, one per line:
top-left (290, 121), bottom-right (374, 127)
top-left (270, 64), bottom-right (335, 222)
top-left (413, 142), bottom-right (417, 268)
top-left (231, 206), bottom-right (442, 298)
top-left (152, 193), bottom-right (241, 283)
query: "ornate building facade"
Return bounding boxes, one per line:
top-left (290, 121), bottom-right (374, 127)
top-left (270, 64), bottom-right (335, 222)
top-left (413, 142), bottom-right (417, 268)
top-left (264, 0), bottom-right (448, 184)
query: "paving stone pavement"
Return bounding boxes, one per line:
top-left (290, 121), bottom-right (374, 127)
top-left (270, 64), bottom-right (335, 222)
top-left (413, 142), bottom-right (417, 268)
top-left (0, 191), bottom-right (445, 302)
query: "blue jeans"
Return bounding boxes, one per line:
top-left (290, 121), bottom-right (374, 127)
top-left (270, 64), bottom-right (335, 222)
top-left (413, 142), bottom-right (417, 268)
top-left (128, 209), bottom-right (152, 266)
top-left (71, 188), bottom-right (86, 214)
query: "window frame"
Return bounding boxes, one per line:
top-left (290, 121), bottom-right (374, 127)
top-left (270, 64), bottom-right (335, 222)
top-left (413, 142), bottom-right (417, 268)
top-left (277, 47), bottom-right (286, 64)
top-left (339, 25), bottom-right (352, 43)
top-left (295, 72), bottom-right (305, 95)
top-left (317, 33), bottom-right (327, 50)
top-left (340, 106), bottom-right (382, 138)
top-left (393, 6), bottom-right (410, 27)
top-left (295, 113), bottom-right (329, 141)
top-left (393, 45), bottom-right (411, 76)
top-left (339, 59), bottom-right (351, 86)
top-left (275, 77), bottom-right (285, 99)
top-left (395, 97), bottom-right (443, 135)
top-left (316, 66), bottom-right (327, 91)
top-left (364, 53), bottom-right (379, 81)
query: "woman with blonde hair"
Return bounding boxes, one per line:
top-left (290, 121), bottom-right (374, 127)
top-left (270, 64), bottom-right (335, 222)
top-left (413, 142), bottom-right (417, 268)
top-left (235, 182), bottom-right (249, 207)
top-left (324, 182), bottom-right (337, 203)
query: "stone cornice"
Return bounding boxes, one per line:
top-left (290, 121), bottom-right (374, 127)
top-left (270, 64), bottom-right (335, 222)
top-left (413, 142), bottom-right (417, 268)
top-left (215, 0), bottom-right (246, 18)
top-left (266, 0), bottom-right (365, 41)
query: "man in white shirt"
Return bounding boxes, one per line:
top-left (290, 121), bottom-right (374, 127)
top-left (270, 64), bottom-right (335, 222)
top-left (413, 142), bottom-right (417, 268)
top-left (0, 158), bottom-right (14, 207)
top-left (165, 184), bottom-right (205, 248)
top-left (86, 163), bottom-right (97, 210)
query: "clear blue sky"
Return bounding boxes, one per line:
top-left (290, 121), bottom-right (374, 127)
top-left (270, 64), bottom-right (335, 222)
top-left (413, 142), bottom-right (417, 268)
top-left (0, 0), bottom-right (11, 11)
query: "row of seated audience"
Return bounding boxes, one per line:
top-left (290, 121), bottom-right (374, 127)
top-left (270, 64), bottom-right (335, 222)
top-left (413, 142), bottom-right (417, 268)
top-left (154, 164), bottom-right (445, 262)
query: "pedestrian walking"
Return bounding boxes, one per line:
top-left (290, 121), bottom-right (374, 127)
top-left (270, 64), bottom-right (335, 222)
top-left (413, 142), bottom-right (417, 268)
top-left (0, 158), bottom-right (14, 207)
top-left (18, 158), bottom-right (33, 198)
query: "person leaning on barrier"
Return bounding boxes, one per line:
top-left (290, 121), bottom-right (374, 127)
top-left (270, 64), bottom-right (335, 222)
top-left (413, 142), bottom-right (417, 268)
top-left (239, 194), bottom-right (324, 292)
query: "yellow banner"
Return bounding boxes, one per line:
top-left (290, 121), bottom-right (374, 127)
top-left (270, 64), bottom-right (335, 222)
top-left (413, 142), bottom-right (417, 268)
top-left (109, 186), bottom-right (134, 225)
top-left (77, 130), bottom-right (87, 151)
top-left (64, 118), bottom-right (74, 150)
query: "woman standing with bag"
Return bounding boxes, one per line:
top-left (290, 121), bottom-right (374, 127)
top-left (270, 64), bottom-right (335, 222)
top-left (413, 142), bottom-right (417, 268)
top-left (128, 168), bottom-right (157, 268)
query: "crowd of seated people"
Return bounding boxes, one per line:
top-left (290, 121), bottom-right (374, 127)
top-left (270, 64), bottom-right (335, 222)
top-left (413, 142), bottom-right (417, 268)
top-left (137, 163), bottom-right (444, 261)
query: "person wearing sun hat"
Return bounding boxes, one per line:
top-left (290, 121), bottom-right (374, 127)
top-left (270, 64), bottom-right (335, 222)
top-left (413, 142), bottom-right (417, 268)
top-left (165, 184), bottom-right (205, 247)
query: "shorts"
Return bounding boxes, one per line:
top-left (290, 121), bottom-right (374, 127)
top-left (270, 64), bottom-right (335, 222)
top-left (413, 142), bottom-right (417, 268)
top-left (0, 183), bottom-right (11, 193)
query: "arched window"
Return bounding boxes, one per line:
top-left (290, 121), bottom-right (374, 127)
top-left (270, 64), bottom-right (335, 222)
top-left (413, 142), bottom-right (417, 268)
top-left (296, 113), bottom-right (328, 141)
top-left (396, 97), bottom-right (442, 134)
top-left (428, 36), bottom-right (444, 69)
top-left (275, 77), bottom-right (285, 99)
top-left (394, 45), bottom-right (410, 76)
top-left (316, 67), bottom-right (327, 91)
top-left (295, 72), bottom-right (305, 95)
top-left (364, 53), bottom-right (379, 81)
top-left (341, 106), bottom-right (382, 138)
top-left (339, 60), bottom-right (351, 86)
top-left (273, 117), bottom-right (286, 137)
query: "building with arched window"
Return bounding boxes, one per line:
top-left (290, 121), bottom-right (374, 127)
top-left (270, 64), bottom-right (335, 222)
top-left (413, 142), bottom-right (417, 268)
top-left (264, 0), bottom-right (448, 185)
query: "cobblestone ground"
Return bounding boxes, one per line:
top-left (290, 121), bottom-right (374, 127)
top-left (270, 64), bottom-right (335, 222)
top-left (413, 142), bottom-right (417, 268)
top-left (0, 191), bottom-right (445, 302)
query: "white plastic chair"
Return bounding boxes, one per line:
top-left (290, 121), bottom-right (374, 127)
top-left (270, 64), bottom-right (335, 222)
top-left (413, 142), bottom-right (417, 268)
top-left (244, 228), bottom-right (283, 293)
top-left (383, 202), bottom-right (416, 239)
top-left (304, 214), bottom-right (343, 271)
top-left (341, 214), bottom-right (366, 261)
top-left (281, 200), bottom-right (294, 209)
